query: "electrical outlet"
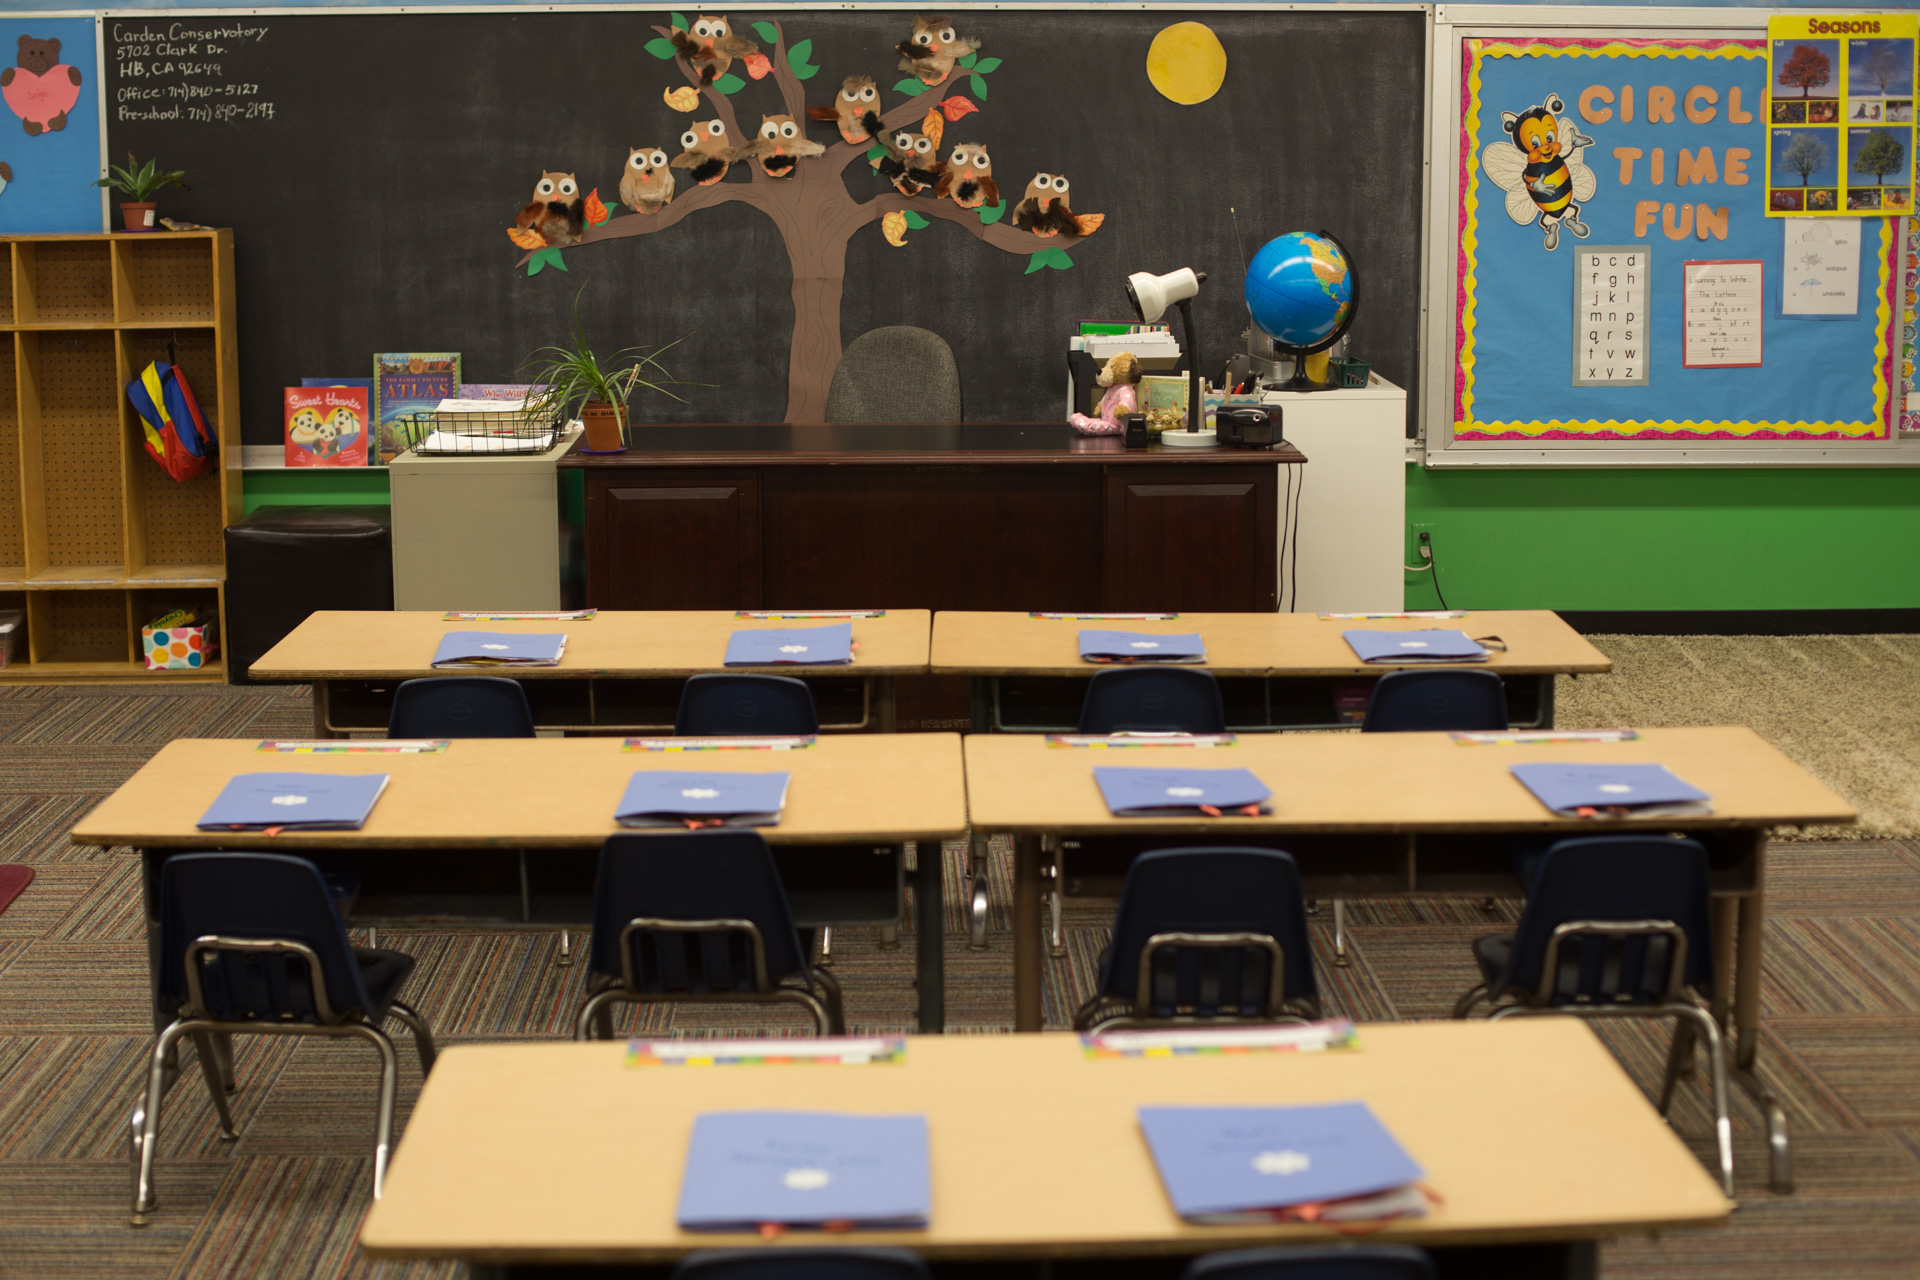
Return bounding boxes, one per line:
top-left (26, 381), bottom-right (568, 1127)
top-left (1412, 523), bottom-right (1435, 561)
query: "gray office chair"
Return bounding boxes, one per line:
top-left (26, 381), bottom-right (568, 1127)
top-left (824, 327), bottom-right (962, 423)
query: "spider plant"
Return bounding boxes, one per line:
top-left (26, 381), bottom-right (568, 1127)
top-left (519, 295), bottom-right (691, 447)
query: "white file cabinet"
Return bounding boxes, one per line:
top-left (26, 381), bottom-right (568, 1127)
top-left (1265, 375), bottom-right (1407, 613)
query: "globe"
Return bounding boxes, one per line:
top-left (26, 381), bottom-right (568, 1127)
top-left (1244, 231), bottom-right (1355, 352)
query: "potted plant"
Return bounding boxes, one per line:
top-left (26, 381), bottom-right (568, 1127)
top-left (93, 153), bottom-right (189, 232)
top-left (520, 298), bottom-right (688, 453)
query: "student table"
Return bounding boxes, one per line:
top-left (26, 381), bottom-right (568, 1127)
top-left (357, 1022), bottom-right (1731, 1274)
top-left (930, 610), bottom-right (1612, 731)
top-left (965, 726), bottom-right (1855, 1190)
top-left (249, 609), bottom-right (932, 737)
top-left (69, 733), bottom-right (967, 1034)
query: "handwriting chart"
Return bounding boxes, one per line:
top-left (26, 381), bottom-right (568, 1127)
top-left (1683, 260), bottom-right (1766, 368)
top-left (109, 20), bottom-right (274, 125)
top-left (1572, 245), bottom-right (1651, 387)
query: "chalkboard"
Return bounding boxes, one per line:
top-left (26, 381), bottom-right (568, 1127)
top-left (105, 8), bottom-right (1427, 445)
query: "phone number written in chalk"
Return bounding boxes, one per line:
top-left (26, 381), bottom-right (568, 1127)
top-left (117, 101), bottom-right (275, 123)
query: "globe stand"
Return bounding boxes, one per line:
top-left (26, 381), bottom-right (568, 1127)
top-left (1158, 295), bottom-right (1217, 448)
top-left (1273, 346), bottom-right (1337, 393)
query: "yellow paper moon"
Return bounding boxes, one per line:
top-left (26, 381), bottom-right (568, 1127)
top-left (1147, 22), bottom-right (1227, 105)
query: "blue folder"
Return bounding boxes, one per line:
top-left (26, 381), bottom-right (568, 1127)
top-left (724, 623), bottom-right (854, 666)
top-left (1093, 766), bottom-right (1271, 817)
top-left (1342, 628), bottom-right (1488, 664)
top-left (615, 770), bottom-right (792, 828)
top-left (1078, 629), bottom-right (1208, 664)
top-left (197, 772), bottom-right (391, 831)
top-left (430, 630), bottom-right (567, 668)
top-left (676, 1111), bottom-right (931, 1231)
top-left (1138, 1102), bottom-right (1425, 1222)
top-left (1510, 762), bottom-right (1712, 817)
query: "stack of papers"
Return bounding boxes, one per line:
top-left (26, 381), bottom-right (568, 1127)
top-left (1093, 766), bottom-right (1271, 818)
top-left (1138, 1102), bottom-right (1427, 1225)
top-left (415, 398), bottom-right (557, 455)
top-left (197, 772), bottom-right (391, 831)
top-left (724, 623), bottom-right (853, 666)
top-left (1510, 763), bottom-right (1713, 818)
top-left (1083, 330), bottom-right (1183, 371)
top-left (676, 1111), bottom-right (930, 1231)
top-left (1078, 630), bottom-right (1208, 664)
top-left (1342, 628), bottom-right (1489, 664)
top-left (430, 631), bottom-right (567, 669)
top-left (615, 770), bottom-right (792, 828)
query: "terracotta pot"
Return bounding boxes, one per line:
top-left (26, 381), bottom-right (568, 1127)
top-left (580, 400), bottom-right (627, 452)
top-left (120, 202), bottom-right (157, 232)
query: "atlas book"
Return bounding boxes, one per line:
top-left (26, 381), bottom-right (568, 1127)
top-left (372, 352), bottom-right (461, 465)
top-left (676, 1111), bottom-right (930, 1231)
top-left (283, 386), bottom-right (369, 468)
top-left (1092, 766), bottom-right (1272, 818)
top-left (1078, 629), bottom-right (1207, 664)
top-left (1342, 628), bottom-right (1490, 664)
top-left (1509, 762), bottom-right (1713, 818)
top-left (615, 770), bottom-right (791, 828)
top-left (197, 772), bottom-right (391, 831)
top-left (724, 622), bottom-right (854, 666)
top-left (429, 631), bottom-right (567, 669)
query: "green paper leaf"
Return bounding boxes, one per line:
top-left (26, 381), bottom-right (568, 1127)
top-left (644, 36), bottom-right (677, 60)
top-left (972, 57), bottom-right (1001, 74)
top-left (867, 143), bottom-right (890, 163)
top-left (904, 211), bottom-right (930, 229)
top-left (794, 63), bottom-right (820, 81)
top-left (970, 74), bottom-right (987, 100)
top-left (1024, 252), bottom-right (1048, 276)
top-left (895, 77), bottom-right (927, 95)
top-left (978, 200), bottom-right (1006, 225)
top-left (753, 21), bottom-right (779, 44)
top-left (1045, 248), bottom-right (1074, 270)
top-left (789, 38), bottom-right (811, 64)
top-left (527, 246), bottom-right (569, 277)
top-left (672, 12), bottom-right (689, 31)
top-left (957, 50), bottom-right (977, 68)
top-left (713, 73), bottom-right (746, 94)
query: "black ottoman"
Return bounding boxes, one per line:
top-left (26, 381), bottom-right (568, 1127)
top-left (224, 506), bottom-right (392, 685)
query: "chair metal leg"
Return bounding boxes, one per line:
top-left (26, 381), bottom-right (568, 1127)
top-left (967, 836), bottom-right (991, 950)
top-left (344, 1024), bottom-right (401, 1201)
top-left (385, 999), bottom-right (439, 1075)
top-left (810, 967), bottom-right (847, 1035)
top-left (774, 988), bottom-right (835, 1036)
top-left (1677, 1004), bottom-right (1735, 1199)
top-left (188, 1031), bottom-right (238, 1139)
top-left (816, 925), bottom-right (833, 968)
top-left (878, 922), bottom-right (900, 950)
top-left (1659, 1017), bottom-right (1698, 1116)
top-left (131, 1018), bottom-right (196, 1226)
top-left (557, 928), bottom-right (572, 967)
top-left (575, 988), bottom-right (624, 1041)
top-left (1043, 838), bottom-right (1065, 959)
top-left (1332, 898), bottom-right (1351, 967)
top-left (365, 925), bottom-right (378, 949)
top-left (1450, 983), bottom-right (1489, 1020)
top-left (1733, 1063), bottom-right (1795, 1195)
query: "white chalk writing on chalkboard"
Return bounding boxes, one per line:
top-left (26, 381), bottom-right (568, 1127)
top-left (1683, 260), bottom-right (1764, 369)
top-left (1571, 245), bottom-right (1651, 387)
top-left (110, 21), bottom-right (273, 124)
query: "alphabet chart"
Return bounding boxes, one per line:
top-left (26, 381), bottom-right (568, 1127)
top-left (1682, 259), bottom-right (1765, 368)
top-left (1572, 245), bottom-right (1651, 386)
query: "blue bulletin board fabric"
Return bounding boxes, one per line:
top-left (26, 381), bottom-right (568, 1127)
top-left (1455, 37), bottom-right (1896, 442)
top-left (0, 17), bottom-right (100, 233)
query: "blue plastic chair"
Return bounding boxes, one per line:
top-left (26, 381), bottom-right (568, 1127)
top-left (388, 675), bottom-right (536, 738)
top-left (133, 853), bottom-right (436, 1225)
top-left (1452, 835), bottom-right (1732, 1195)
top-left (1073, 847), bottom-right (1320, 1030)
top-left (1361, 668), bottom-right (1508, 734)
top-left (575, 831), bottom-right (844, 1038)
top-left (673, 1248), bottom-right (930, 1280)
top-left (1182, 1245), bottom-right (1436, 1280)
top-left (676, 673), bottom-right (820, 736)
top-left (1077, 667), bottom-right (1227, 734)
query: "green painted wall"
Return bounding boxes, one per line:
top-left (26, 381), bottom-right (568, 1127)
top-left (1404, 464), bottom-right (1920, 612)
top-left (242, 469), bottom-right (390, 514)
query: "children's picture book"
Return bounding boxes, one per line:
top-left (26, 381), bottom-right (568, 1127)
top-left (372, 353), bottom-right (461, 465)
top-left (301, 376), bottom-right (374, 393)
top-left (283, 386), bottom-right (369, 468)
top-left (456, 382), bottom-right (546, 406)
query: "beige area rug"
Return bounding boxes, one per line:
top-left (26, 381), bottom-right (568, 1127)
top-left (1556, 634), bottom-right (1920, 839)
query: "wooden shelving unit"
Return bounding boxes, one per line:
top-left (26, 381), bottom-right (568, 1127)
top-left (0, 231), bottom-right (239, 683)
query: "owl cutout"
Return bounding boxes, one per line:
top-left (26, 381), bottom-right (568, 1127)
top-left (621, 147), bottom-right (676, 214)
top-left (744, 115), bottom-right (826, 179)
top-left (896, 15), bottom-right (980, 87)
top-left (935, 143), bottom-right (998, 209)
top-left (670, 119), bottom-right (740, 186)
top-left (513, 171), bottom-right (586, 247)
top-left (1012, 173), bottom-right (1084, 239)
top-left (808, 75), bottom-right (883, 146)
top-left (877, 129), bottom-right (942, 196)
top-left (670, 14), bottom-right (758, 85)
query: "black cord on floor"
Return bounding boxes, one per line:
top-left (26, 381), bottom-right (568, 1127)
top-left (1288, 462), bottom-right (1303, 613)
top-left (1427, 531), bottom-right (1451, 611)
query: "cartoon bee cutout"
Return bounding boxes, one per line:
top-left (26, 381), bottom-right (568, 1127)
top-left (1481, 94), bottom-right (1595, 251)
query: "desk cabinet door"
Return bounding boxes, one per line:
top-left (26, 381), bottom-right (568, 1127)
top-left (589, 471), bottom-right (760, 608)
top-left (1103, 466), bottom-right (1277, 611)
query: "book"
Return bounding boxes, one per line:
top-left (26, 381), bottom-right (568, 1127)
top-left (197, 772), bottom-right (391, 831)
top-left (1078, 629), bottom-right (1207, 664)
top-left (429, 631), bottom-right (567, 668)
top-left (1092, 766), bottom-right (1271, 817)
top-left (1509, 762), bottom-right (1713, 818)
top-left (456, 382), bottom-right (546, 403)
top-left (675, 1111), bottom-right (930, 1231)
top-left (301, 377), bottom-right (374, 392)
top-left (1137, 1102), bottom-right (1426, 1224)
top-left (372, 352), bottom-right (461, 465)
top-left (1341, 628), bottom-right (1490, 664)
top-left (724, 623), bottom-right (854, 666)
top-left (283, 386), bottom-right (369, 468)
top-left (614, 769), bottom-right (791, 828)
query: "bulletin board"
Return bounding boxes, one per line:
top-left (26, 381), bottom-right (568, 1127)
top-left (1426, 6), bottom-right (1920, 467)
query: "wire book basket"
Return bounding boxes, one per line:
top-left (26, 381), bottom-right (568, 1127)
top-left (407, 406), bottom-right (563, 456)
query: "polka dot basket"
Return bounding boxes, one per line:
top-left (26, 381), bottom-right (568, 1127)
top-left (141, 610), bottom-right (219, 672)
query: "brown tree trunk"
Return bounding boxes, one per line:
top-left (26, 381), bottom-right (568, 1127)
top-left (783, 211), bottom-right (849, 424)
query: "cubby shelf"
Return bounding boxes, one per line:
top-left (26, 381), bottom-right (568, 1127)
top-left (0, 231), bottom-right (239, 683)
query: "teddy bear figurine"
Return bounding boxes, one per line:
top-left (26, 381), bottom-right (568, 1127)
top-left (1067, 351), bottom-right (1142, 436)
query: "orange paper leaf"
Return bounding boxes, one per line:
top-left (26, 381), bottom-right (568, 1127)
top-left (508, 227), bottom-right (546, 250)
top-left (585, 188), bottom-right (610, 226)
top-left (920, 108), bottom-right (944, 150)
top-left (664, 86), bottom-right (700, 112)
top-left (743, 52), bottom-right (772, 79)
top-left (881, 210), bottom-right (910, 247)
top-left (1074, 212), bottom-right (1106, 236)
top-left (939, 96), bottom-right (979, 123)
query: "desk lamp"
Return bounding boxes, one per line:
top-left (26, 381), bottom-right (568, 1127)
top-left (1125, 267), bottom-right (1213, 448)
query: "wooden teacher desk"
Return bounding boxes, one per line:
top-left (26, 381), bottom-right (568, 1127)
top-left (358, 1023), bottom-right (1731, 1276)
top-left (249, 609), bottom-right (931, 737)
top-left (69, 734), bottom-right (967, 1033)
top-left (932, 609), bottom-right (1612, 731)
top-left (965, 726), bottom-right (1855, 1190)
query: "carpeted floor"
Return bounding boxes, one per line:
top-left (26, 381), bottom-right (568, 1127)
top-left (1, 657), bottom-right (1918, 1277)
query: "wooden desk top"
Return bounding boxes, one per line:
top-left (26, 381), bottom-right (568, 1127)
top-left (358, 1022), bottom-right (1730, 1263)
top-left (69, 734), bottom-right (966, 849)
top-left (964, 726), bottom-right (1854, 835)
top-left (249, 610), bottom-right (932, 681)
top-left (556, 423), bottom-right (1306, 468)
top-left (929, 611), bottom-right (1612, 678)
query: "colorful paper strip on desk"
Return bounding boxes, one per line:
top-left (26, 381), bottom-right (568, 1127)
top-left (629, 1036), bottom-right (904, 1067)
top-left (1452, 729), bottom-right (1641, 746)
top-left (256, 740), bottom-right (449, 754)
top-left (737, 609), bottom-right (885, 619)
top-left (1047, 733), bottom-right (1237, 749)
top-left (615, 770), bottom-right (791, 828)
top-left (1342, 628), bottom-right (1488, 664)
top-left (198, 772), bottom-right (390, 831)
top-left (626, 736), bottom-right (816, 752)
top-left (1079, 629), bottom-right (1207, 664)
top-left (1033, 611), bottom-right (1178, 620)
top-left (430, 631), bottom-right (567, 668)
top-left (1083, 1021), bottom-right (1357, 1058)
top-left (676, 1111), bottom-right (930, 1231)
top-left (724, 623), bottom-right (853, 666)
top-left (442, 609), bottom-right (595, 621)
top-left (1318, 611), bottom-right (1466, 620)
top-left (1510, 763), bottom-right (1711, 818)
top-left (1093, 766), bottom-right (1271, 817)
